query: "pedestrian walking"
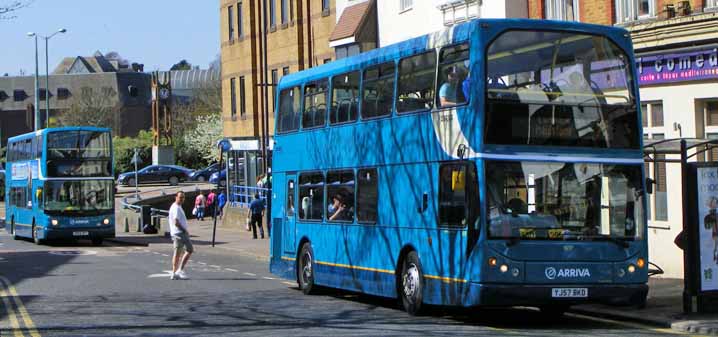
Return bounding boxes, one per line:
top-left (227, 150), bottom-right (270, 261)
top-left (207, 190), bottom-right (216, 219)
top-left (217, 190), bottom-right (227, 220)
top-left (247, 193), bottom-right (265, 239)
top-left (194, 191), bottom-right (206, 221)
top-left (169, 191), bottom-right (193, 280)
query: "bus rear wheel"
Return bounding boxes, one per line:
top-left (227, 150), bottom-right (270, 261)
top-left (399, 251), bottom-right (424, 316)
top-left (298, 243), bottom-right (316, 295)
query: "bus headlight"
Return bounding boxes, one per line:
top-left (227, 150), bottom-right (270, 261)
top-left (103, 218), bottom-right (110, 225)
top-left (499, 264), bottom-right (509, 273)
top-left (627, 264), bottom-right (636, 273)
top-left (51, 219), bottom-right (58, 226)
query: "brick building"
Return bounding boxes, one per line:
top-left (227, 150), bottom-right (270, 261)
top-left (529, 0), bottom-right (718, 278)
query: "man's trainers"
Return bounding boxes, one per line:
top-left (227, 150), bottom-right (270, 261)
top-left (176, 270), bottom-right (189, 280)
top-left (170, 272), bottom-right (179, 280)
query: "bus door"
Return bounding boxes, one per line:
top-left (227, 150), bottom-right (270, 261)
top-left (283, 174), bottom-right (297, 254)
top-left (438, 162), bottom-right (479, 276)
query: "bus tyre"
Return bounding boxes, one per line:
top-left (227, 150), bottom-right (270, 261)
top-left (32, 223), bottom-right (43, 245)
top-left (11, 218), bottom-right (19, 240)
top-left (169, 176), bottom-right (179, 186)
top-left (91, 238), bottom-right (104, 246)
top-left (298, 243), bottom-right (316, 295)
top-left (400, 251), bottom-right (424, 316)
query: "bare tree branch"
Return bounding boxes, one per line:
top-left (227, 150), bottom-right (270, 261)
top-left (0, 0), bottom-right (32, 20)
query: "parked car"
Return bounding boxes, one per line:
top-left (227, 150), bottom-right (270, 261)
top-left (189, 163), bottom-right (221, 182)
top-left (209, 169), bottom-right (226, 186)
top-left (117, 165), bottom-right (192, 186)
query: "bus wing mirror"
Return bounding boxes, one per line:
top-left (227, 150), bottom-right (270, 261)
top-left (646, 178), bottom-right (655, 194)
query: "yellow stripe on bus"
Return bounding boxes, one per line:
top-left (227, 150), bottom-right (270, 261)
top-left (0, 276), bottom-right (41, 337)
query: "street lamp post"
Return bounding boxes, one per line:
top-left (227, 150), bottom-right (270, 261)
top-left (28, 29), bottom-right (66, 130)
top-left (27, 32), bottom-right (40, 131)
top-left (43, 29), bottom-right (67, 128)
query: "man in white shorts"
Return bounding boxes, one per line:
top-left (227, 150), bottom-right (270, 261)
top-left (169, 191), bottom-right (194, 280)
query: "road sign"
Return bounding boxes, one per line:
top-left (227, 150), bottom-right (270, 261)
top-left (131, 150), bottom-right (141, 165)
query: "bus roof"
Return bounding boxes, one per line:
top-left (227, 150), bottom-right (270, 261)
top-left (277, 18), bottom-right (631, 90)
top-left (8, 126), bottom-right (112, 142)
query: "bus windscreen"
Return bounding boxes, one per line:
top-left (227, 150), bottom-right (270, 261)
top-left (486, 161), bottom-right (644, 241)
top-left (43, 180), bottom-right (113, 215)
top-left (485, 30), bottom-right (639, 149)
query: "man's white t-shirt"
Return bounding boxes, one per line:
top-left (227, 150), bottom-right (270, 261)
top-left (168, 203), bottom-right (188, 236)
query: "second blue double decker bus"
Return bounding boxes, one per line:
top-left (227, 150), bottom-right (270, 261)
top-left (269, 19), bottom-right (648, 315)
top-left (6, 127), bottom-right (115, 245)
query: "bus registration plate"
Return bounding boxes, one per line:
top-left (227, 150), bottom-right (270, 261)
top-left (73, 231), bottom-right (89, 236)
top-left (551, 288), bottom-right (587, 298)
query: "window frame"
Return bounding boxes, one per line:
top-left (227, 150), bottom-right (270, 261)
top-left (437, 42), bottom-right (471, 109)
top-left (277, 86), bottom-right (302, 134)
top-left (330, 70), bottom-right (361, 126)
top-left (438, 161), bottom-right (478, 228)
top-left (298, 171), bottom-right (326, 222)
top-left (356, 168), bottom-right (379, 224)
top-left (544, 0), bottom-right (579, 21)
top-left (228, 5), bottom-right (235, 41)
top-left (325, 169), bottom-right (356, 223)
top-left (361, 61), bottom-right (397, 121)
top-left (396, 50), bottom-right (438, 115)
top-left (301, 79), bottom-right (329, 130)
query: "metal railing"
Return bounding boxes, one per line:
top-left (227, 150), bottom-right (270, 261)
top-left (230, 185), bottom-right (270, 208)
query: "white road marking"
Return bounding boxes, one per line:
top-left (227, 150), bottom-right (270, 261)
top-left (244, 272), bottom-right (256, 276)
top-left (152, 252), bottom-right (160, 255)
top-left (48, 250), bottom-right (97, 256)
top-left (209, 265), bottom-right (221, 269)
top-left (197, 262), bottom-right (207, 265)
top-left (161, 254), bottom-right (169, 257)
top-left (148, 271), bottom-right (175, 278)
top-left (262, 276), bottom-right (275, 280)
top-left (225, 268), bottom-right (238, 272)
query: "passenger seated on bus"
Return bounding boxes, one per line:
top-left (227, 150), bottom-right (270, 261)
top-left (328, 193), bottom-right (351, 221)
top-left (439, 66), bottom-right (467, 107)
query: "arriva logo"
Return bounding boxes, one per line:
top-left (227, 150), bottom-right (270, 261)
top-left (544, 267), bottom-right (591, 280)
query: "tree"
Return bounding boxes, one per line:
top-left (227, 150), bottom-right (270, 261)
top-left (56, 87), bottom-right (121, 134)
top-left (181, 114), bottom-right (223, 166)
top-left (170, 59), bottom-right (192, 71)
top-left (0, 0), bottom-right (31, 20)
top-left (113, 130), bottom-right (153, 174)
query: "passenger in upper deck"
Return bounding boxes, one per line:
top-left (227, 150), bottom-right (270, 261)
top-left (439, 66), bottom-right (467, 107)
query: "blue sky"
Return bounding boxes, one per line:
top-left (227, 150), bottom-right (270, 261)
top-left (0, 0), bottom-right (219, 76)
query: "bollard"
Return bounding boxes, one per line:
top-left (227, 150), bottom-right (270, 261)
top-left (124, 217), bottom-right (129, 232)
top-left (137, 216), bottom-right (142, 232)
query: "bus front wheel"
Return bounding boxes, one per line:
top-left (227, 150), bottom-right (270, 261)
top-left (10, 218), bottom-right (19, 240)
top-left (32, 223), bottom-right (44, 245)
top-left (399, 251), bottom-right (424, 316)
top-left (298, 243), bottom-right (316, 295)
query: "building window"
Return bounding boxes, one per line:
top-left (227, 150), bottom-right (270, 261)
top-left (13, 89), bottom-right (27, 101)
top-left (322, 0), bottom-right (330, 12)
top-left (707, 101), bottom-right (718, 126)
top-left (228, 5), bottom-right (235, 41)
top-left (652, 133), bottom-right (667, 221)
top-left (39, 88), bottom-right (48, 101)
top-left (336, 44), bottom-right (361, 59)
top-left (281, 0), bottom-right (288, 24)
top-left (323, 58), bottom-right (331, 64)
top-left (544, 0), bottom-right (578, 21)
top-left (270, 0), bottom-right (276, 28)
top-left (282, 66), bottom-right (290, 77)
top-left (708, 0), bottom-right (718, 10)
top-left (238, 2), bottom-right (244, 38)
top-left (615, 0), bottom-right (655, 24)
top-left (239, 76), bottom-right (246, 118)
top-left (400, 0), bottom-right (413, 12)
top-left (643, 101), bottom-right (666, 222)
top-left (230, 78), bottom-right (237, 119)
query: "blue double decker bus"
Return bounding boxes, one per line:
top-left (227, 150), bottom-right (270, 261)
top-left (269, 19), bottom-right (648, 315)
top-left (5, 127), bottom-right (115, 245)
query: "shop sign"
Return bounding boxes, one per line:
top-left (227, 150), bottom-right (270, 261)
top-left (697, 167), bottom-right (718, 291)
top-left (637, 47), bottom-right (718, 85)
